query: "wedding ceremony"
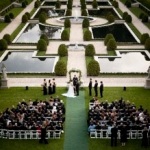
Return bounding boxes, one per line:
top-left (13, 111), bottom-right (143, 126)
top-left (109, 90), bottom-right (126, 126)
top-left (0, 0), bottom-right (150, 150)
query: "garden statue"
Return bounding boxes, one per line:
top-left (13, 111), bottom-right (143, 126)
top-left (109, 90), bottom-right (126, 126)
top-left (1, 63), bottom-right (7, 79)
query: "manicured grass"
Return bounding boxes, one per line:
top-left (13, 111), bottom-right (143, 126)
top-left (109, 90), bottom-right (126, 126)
top-left (6, 7), bottom-right (23, 18)
top-left (0, 23), bottom-right (8, 32)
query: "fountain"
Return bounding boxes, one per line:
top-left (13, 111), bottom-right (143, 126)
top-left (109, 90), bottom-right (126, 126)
top-left (68, 42), bottom-right (85, 50)
top-left (48, 9), bottom-right (58, 17)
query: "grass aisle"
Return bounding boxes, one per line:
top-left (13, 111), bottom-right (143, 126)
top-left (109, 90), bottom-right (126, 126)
top-left (64, 91), bottom-right (88, 150)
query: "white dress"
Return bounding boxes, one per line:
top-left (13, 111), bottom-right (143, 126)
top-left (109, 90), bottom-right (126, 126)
top-left (62, 83), bottom-right (76, 98)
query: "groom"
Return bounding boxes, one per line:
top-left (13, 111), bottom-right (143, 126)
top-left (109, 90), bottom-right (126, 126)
top-left (73, 75), bottom-right (78, 95)
top-left (76, 81), bottom-right (80, 96)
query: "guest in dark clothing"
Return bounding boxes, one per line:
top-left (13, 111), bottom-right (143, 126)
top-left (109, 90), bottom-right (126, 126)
top-left (141, 127), bottom-right (148, 148)
top-left (48, 79), bottom-right (52, 95)
top-left (120, 124), bottom-right (127, 146)
top-left (52, 78), bottom-right (56, 94)
top-left (94, 80), bottom-right (98, 97)
top-left (89, 78), bottom-right (92, 96)
top-left (76, 81), bottom-right (80, 96)
top-left (100, 81), bottom-right (104, 98)
top-left (111, 125), bottom-right (118, 146)
top-left (43, 79), bottom-right (47, 95)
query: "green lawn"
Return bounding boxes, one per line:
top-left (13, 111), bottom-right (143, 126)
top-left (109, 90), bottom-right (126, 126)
top-left (0, 87), bottom-right (150, 150)
top-left (0, 23), bottom-right (8, 32)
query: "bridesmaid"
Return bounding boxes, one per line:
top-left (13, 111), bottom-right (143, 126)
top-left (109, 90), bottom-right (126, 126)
top-left (48, 79), bottom-right (52, 95)
top-left (52, 78), bottom-right (56, 94)
top-left (43, 79), bottom-right (47, 95)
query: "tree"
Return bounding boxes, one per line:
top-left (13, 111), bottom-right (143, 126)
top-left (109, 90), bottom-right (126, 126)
top-left (37, 39), bottom-right (47, 51)
top-left (107, 39), bottom-right (117, 51)
top-left (22, 14), bottom-right (28, 23)
top-left (104, 34), bottom-right (115, 45)
top-left (58, 44), bottom-right (68, 56)
top-left (61, 29), bottom-right (69, 41)
top-left (64, 19), bottom-right (71, 28)
top-left (40, 34), bottom-right (49, 45)
top-left (145, 37), bottom-right (150, 50)
top-left (4, 15), bottom-right (11, 23)
top-left (0, 39), bottom-right (8, 50)
top-left (125, 0), bottom-right (131, 8)
top-left (85, 44), bottom-right (95, 56)
top-left (55, 60), bottom-right (67, 76)
top-left (3, 34), bottom-right (11, 44)
top-left (83, 30), bottom-right (92, 41)
top-left (87, 60), bottom-right (100, 76)
top-left (82, 18), bottom-right (89, 28)
top-left (34, 0), bottom-right (41, 8)
top-left (140, 33), bottom-right (149, 44)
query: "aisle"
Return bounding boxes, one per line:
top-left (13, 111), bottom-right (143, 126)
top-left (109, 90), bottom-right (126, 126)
top-left (64, 91), bottom-right (88, 150)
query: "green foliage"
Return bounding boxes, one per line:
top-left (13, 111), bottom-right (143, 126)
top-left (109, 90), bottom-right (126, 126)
top-left (0, 39), bottom-right (8, 51)
top-left (112, 0), bottom-right (119, 8)
top-left (40, 34), bottom-right (49, 45)
top-left (83, 30), bottom-right (92, 41)
top-left (139, 12), bottom-right (145, 19)
top-left (81, 9), bottom-right (87, 16)
top-left (104, 34), bottom-right (115, 45)
top-left (37, 39), bottom-right (47, 51)
top-left (85, 44), bottom-right (95, 56)
top-left (82, 18), bottom-right (90, 28)
top-left (39, 13), bottom-right (46, 23)
top-left (55, 0), bottom-right (61, 8)
top-left (107, 14), bottom-right (115, 23)
top-left (125, 14), bottom-right (132, 23)
top-left (67, 0), bottom-right (72, 9)
top-left (140, 33), bottom-right (149, 44)
top-left (61, 29), bottom-right (69, 41)
top-left (87, 60), bottom-right (100, 76)
top-left (4, 15), bottom-right (11, 23)
top-left (92, 0), bottom-right (98, 9)
top-left (123, 12), bottom-right (128, 20)
top-left (64, 19), bottom-right (71, 28)
top-left (39, 24), bottom-right (45, 31)
top-left (142, 14), bottom-right (148, 22)
top-left (107, 39), bottom-right (117, 51)
top-left (65, 9), bottom-right (72, 16)
top-left (9, 12), bottom-right (14, 19)
top-left (81, 3), bottom-right (86, 9)
top-left (58, 44), bottom-right (68, 56)
top-left (3, 34), bottom-right (11, 44)
top-left (145, 37), bottom-right (150, 50)
top-left (55, 60), bottom-right (67, 76)
top-left (22, 14), bottom-right (28, 23)
top-left (25, 12), bottom-right (30, 20)
top-left (34, 0), bottom-right (41, 8)
top-left (22, 1), bottom-right (27, 8)
top-left (125, 0), bottom-right (131, 8)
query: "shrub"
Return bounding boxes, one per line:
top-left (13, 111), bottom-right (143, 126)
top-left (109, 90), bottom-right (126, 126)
top-left (4, 15), bottom-right (11, 23)
top-left (142, 14), bottom-right (148, 23)
top-left (145, 37), bottom-right (150, 50)
top-left (66, 9), bottom-right (72, 16)
top-left (87, 60), bottom-right (100, 76)
top-left (55, 0), bottom-right (61, 8)
top-left (9, 12), bottom-right (14, 19)
top-left (22, 14), bottom-right (28, 23)
top-left (81, 9), bottom-right (87, 16)
top-left (92, 0), bottom-right (98, 9)
top-left (125, 14), bottom-right (132, 23)
top-left (123, 12), bottom-right (128, 20)
top-left (67, 1), bottom-right (72, 9)
top-left (37, 39), bottom-right (47, 51)
top-left (3, 34), bottom-right (11, 44)
top-left (81, 3), bottom-right (86, 9)
top-left (82, 18), bottom-right (89, 28)
top-left (34, 0), bottom-right (41, 8)
top-left (39, 13), bottom-right (46, 23)
top-left (112, 0), bottom-right (119, 8)
top-left (55, 60), bottom-right (67, 76)
top-left (125, 0), bottom-right (131, 8)
top-left (22, 1), bottom-right (26, 8)
top-left (25, 12), bottom-right (30, 20)
top-left (104, 34), bottom-right (115, 45)
top-left (139, 12), bottom-right (145, 19)
top-left (140, 33), bottom-right (149, 44)
top-left (64, 19), bottom-right (71, 28)
top-left (0, 39), bottom-right (8, 51)
top-left (61, 29), bottom-right (69, 41)
top-left (83, 30), bottom-right (92, 41)
top-left (58, 44), bottom-right (68, 56)
top-left (107, 39), bottom-right (117, 51)
top-left (40, 34), bottom-right (49, 45)
top-left (85, 44), bottom-right (95, 56)
top-left (107, 14), bottom-right (115, 23)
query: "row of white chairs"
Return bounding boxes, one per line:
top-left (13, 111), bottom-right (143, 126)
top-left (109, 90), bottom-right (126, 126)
top-left (0, 129), bottom-right (62, 139)
top-left (90, 129), bottom-right (143, 139)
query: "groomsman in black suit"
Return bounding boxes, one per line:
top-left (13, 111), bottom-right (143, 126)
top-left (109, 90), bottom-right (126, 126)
top-left (100, 81), bottom-right (104, 98)
top-left (73, 75), bottom-right (78, 94)
top-left (76, 81), bottom-right (80, 96)
top-left (94, 80), bottom-right (98, 97)
top-left (89, 78), bottom-right (92, 96)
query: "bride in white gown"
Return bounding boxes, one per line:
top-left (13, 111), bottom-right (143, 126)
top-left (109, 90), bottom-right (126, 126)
top-left (62, 82), bottom-right (76, 98)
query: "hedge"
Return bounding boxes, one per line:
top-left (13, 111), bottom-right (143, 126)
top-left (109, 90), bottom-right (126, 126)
top-left (85, 44), bottom-right (95, 56)
top-left (58, 44), bottom-right (68, 56)
top-left (55, 60), bottom-right (67, 76)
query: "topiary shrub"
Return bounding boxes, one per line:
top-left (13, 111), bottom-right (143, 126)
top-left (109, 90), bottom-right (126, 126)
top-left (142, 14), bottom-right (148, 23)
top-left (34, 0), bottom-right (41, 8)
top-left (81, 3), bottom-right (86, 9)
top-left (82, 18), bottom-right (89, 28)
top-left (81, 9), bottom-right (87, 16)
top-left (83, 30), bottom-right (92, 41)
top-left (125, 0), bottom-right (131, 8)
top-left (125, 14), bottom-right (132, 23)
top-left (3, 34), bottom-right (11, 44)
top-left (123, 12), bottom-right (128, 20)
top-left (104, 34), bottom-right (115, 45)
top-left (145, 37), bottom-right (150, 50)
top-left (112, 0), bottom-right (119, 8)
top-left (87, 60), bottom-right (100, 76)
top-left (40, 34), bottom-right (49, 45)
top-left (39, 13), bottom-right (46, 23)
top-left (107, 14), bottom-right (115, 23)
top-left (92, 0), bottom-right (98, 9)
top-left (9, 12), bottom-right (14, 19)
top-left (61, 29), bottom-right (69, 41)
top-left (140, 33), bottom-right (149, 44)
top-left (58, 44), bottom-right (68, 56)
top-left (55, 0), bottom-right (61, 8)
top-left (0, 39), bottom-right (8, 50)
top-left (22, 14), bottom-right (28, 23)
top-left (22, 1), bottom-right (26, 8)
top-left (4, 15), bottom-right (11, 23)
top-left (65, 9), bottom-right (72, 16)
top-left (25, 12), bottom-right (30, 20)
top-left (85, 44), bottom-right (95, 56)
top-left (139, 12), bottom-right (145, 19)
top-left (64, 19), bottom-right (71, 28)
top-left (37, 39), bottom-right (47, 51)
top-left (55, 60), bottom-right (67, 76)
top-left (107, 39), bottom-right (117, 51)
